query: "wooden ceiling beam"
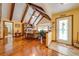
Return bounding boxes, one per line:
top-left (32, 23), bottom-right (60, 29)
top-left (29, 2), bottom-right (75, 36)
top-left (35, 9), bottom-right (51, 20)
top-left (21, 4), bottom-right (29, 22)
top-left (28, 10), bottom-right (36, 24)
top-left (9, 3), bottom-right (15, 21)
top-left (32, 13), bottom-right (40, 25)
top-left (28, 3), bottom-right (45, 12)
top-left (36, 16), bottom-right (44, 25)
top-left (28, 3), bottom-right (51, 20)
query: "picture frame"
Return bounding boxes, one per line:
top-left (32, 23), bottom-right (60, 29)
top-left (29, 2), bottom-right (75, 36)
top-left (15, 24), bottom-right (20, 27)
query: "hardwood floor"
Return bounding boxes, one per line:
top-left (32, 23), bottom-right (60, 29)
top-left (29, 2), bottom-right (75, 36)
top-left (0, 36), bottom-right (64, 56)
top-left (49, 42), bottom-right (79, 56)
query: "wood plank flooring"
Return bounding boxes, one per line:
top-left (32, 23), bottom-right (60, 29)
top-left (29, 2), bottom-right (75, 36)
top-left (49, 42), bottom-right (79, 56)
top-left (0, 36), bottom-right (64, 56)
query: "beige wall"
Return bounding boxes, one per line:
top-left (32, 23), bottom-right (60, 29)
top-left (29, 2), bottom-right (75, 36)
top-left (46, 31), bottom-right (52, 47)
top-left (13, 20), bottom-right (22, 34)
top-left (0, 17), bottom-right (22, 38)
top-left (51, 8), bottom-right (79, 43)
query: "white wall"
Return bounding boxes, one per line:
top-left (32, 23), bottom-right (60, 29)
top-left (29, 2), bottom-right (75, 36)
top-left (46, 31), bottom-right (52, 47)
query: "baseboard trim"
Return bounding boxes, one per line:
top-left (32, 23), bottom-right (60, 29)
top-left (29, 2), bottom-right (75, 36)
top-left (52, 40), bottom-right (56, 42)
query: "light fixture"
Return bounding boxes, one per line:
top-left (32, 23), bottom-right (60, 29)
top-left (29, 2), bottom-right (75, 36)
top-left (32, 16), bottom-right (35, 18)
top-left (32, 15), bottom-right (37, 18)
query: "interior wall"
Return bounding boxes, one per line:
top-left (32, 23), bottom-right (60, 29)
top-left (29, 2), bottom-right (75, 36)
top-left (0, 18), bottom-right (10, 38)
top-left (46, 31), bottom-right (52, 46)
top-left (0, 4), bottom-right (1, 38)
top-left (0, 3), bottom-right (1, 17)
top-left (51, 7), bottom-right (79, 43)
top-left (0, 17), bottom-right (22, 38)
top-left (13, 20), bottom-right (22, 35)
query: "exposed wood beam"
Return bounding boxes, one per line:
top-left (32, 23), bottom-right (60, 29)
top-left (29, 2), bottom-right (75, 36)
top-left (9, 3), bottom-right (15, 21)
top-left (36, 16), bottom-right (44, 25)
top-left (33, 13), bottom-right (40, 25)
top-left (28, 3), bottom-right (45, 12)
top-left (21, 4), bottom-right (29, 22)
top-left (35, 9), bottom-right (51, 20)
top-left (28, 3), bottom-right (51, 20)
top-left (28, 10), bottom-right (36, 24)
top-left (29, 4), bottom-right (51, 20)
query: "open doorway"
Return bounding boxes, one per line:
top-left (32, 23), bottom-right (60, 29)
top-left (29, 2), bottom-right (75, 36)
top-left (3, 21), bottom-right (14, 44)
top-left (56, 16), bottom-right (73, 45)
top-left (3, 21), bottom-right (14, 53)
top-left (3, 21), bottom-right (13, 38)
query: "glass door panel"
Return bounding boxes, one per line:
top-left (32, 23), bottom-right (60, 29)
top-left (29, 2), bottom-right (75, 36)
top-left (56, 16), bottom-right (72, 45)
top-left (58, 19), bottom-right (68, 40)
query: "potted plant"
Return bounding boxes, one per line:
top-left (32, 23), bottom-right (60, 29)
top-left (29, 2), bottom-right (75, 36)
top-left (39, 30), bottom-right (45, 44)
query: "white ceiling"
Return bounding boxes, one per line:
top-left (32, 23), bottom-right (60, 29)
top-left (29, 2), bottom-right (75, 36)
top-left (2, 3), bottom-right (11, 19)
top-left (38, 17), bottom-right (51, 26)
top-left (34, 15), bottom-right (42, 26)
top-left (37, 18), bottom-right (52, 29)
top-left (30, 11), bottom-right (39, 24)
top-left (1, 3), bottom-right (79, 26)
top-left (34, 3), bottom-right (79, 17)
top-left (23, 6), bottom-right (34, 23)
top-left (1, 3), bottom-right (44, 26)
top-left (12, 3), bottom-right (26, 21)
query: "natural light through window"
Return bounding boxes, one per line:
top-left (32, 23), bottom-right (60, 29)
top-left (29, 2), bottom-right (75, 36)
top-left (38, 26), bottom-right (48, 32)
top-left (58, 19), bottom-right (68, 40)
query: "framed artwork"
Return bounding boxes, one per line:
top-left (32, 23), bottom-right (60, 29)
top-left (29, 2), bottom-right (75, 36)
top-left (15, 24), bottom-right (20, 27)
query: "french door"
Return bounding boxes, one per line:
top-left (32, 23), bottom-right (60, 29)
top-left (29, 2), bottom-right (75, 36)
top-left (56, 16), bottom-right (73, 45)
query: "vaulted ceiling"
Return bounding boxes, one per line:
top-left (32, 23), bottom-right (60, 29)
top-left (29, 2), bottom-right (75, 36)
top-left (1, 3), bottom-right (51, 26)
top-left (34, 3), bottom-right (79, 17)
top-left (1, 3), bottom-right (79, 26)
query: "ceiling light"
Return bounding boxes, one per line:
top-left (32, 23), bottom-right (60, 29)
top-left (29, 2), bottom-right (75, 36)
top-left (32, 16), bottom-right (37, 18)
top-left (32, 16), bottom-right (35, 18)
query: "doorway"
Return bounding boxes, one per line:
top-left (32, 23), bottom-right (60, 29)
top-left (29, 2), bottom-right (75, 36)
top-left (3, 21), bottom-right (13, 44)
top-left (3, 21), bottom-right (13, 38)
top-left (56, 16), bottom-right (73, 45)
